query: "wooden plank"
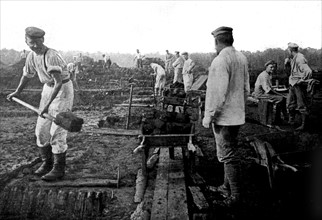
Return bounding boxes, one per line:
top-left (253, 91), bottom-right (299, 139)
top-left (191, 75), bottom-right (208, 91)
top-left (150, 148), bottom-right (169, 220)
top-left (188, 186), bottom-right (209, 211)
top-left (114, 104), bottom-right (154, 107)
top-left (167, 147), bottom-right (189, 220)
top-left (38, 178), bottom-right (118, 187)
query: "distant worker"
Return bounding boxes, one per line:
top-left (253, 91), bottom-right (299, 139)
top-left (165, 50), bottom-right (174, 74)
top-left (7, 27), bottom-right (74, 181)
top-left (20, 49), bottom-right (28, 61)
top-left (285, 42), bottom-right (312, 131)
top-left (150, 63), bottom-right (166, 96)
top-left (105, 55), bottom-right (112, 69)
top-left (134, 49), bottom-right (145, 68)
top-left (172, 51), bottom-right (184, 83)
top-left (252, 60), bottom-right (288, 125)
top-left (202, 26), bottom-right (250, 208)
top-left (182, 52), bottom-right (196, 92)
top-left (67, 62), bottom-right (80, 91)
top-left (76, 53), bottom-right (83, 74)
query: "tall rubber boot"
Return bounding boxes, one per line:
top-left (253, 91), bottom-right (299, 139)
top-left (34, 145), bottom-right (53, 176)
top-left (209, 171), bottom-right (231, 198)
top-left (41, 152), bottom-right (66, 181)
top-left (295, 114), bottom-right (307, 131)
top-left (214, 161), bottom-right (242, 208)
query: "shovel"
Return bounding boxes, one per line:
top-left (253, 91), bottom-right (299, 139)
top-left (11, 97), bottom-right (83, 132)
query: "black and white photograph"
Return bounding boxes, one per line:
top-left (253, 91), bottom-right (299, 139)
top-left (0, 0), bottom-right (321, 219)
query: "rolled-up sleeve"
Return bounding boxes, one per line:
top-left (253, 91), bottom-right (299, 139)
top-left (204, 57), bottom-right (229, 118)
top-left (23, 53), bottom-right (37, 78)
top-left (46, 51), bottom-right (66, 75)
top-left (297, 57), bottom-right (312, 79)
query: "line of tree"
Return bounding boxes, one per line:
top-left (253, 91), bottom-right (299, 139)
top-left (1, 47), bottom-right (321, 72)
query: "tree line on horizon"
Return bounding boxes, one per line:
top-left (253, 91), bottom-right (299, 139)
top-left (1, 47), bottom-right (321, 73)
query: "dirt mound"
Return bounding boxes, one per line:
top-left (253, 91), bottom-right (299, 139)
top-left (0, 59), bottom-right (41, 89)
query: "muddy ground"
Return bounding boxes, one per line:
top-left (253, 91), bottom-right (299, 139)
top-left (1, 69), bottom-right (322, 219)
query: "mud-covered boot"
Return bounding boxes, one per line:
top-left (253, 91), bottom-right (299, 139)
top-left (209, 173), bottom-right (231, 198)
top-left (34, 145), bottom-right (53, 176)
top-left (295, 114), bottom-right (307, 131)
top-left (213, 162), bottom-right (242, 208)
top-left (41, 152), bottom-right (66, 181)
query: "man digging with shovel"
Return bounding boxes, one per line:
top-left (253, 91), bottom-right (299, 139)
top-left (7, 27), bottom-right (74, 181)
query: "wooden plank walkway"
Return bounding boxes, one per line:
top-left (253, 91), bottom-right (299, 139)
top-left (151, 147), bottom-right (189, 220)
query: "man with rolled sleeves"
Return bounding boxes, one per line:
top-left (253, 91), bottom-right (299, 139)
top-left (182, 52), bottom-right (196, 92)
top-left (7, 27), bottom-right (74, 181)
top-left (172, 51), bottom-right (184, 83)
top-left (202, 26), bottom-right (250, 207)
top-left (253, 60), bottom-right (288, 124)
top-left (285, 42), bottom-right (312, 131)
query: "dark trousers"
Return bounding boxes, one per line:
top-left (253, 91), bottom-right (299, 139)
top-left (287, 84), bottom-right (308, 114)
top-left (212, 124), bottom-right (241, 163)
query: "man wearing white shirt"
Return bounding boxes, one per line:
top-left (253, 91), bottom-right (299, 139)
top-left (182, 52), bottom-right (195, 92)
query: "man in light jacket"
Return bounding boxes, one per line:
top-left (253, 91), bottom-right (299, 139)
top-left (202, 26), bottom-right (250, 208)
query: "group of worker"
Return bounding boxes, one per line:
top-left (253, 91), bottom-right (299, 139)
top-left (149, 50), bottom-right (196, 96)
top-left (6, 26), bottom-right (315, 211)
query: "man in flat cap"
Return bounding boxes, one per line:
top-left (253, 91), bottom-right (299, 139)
top-left (252, 60), bottom-right (288, 125)
top-left (285, 42), bottom-right (312, 131)
top-left (203, 26), bottom-right (250, 208)
top-left (7, 26), bottom-right (74, 181)
top-left (182, 52), bottom-right (196, 92)
top-left (172, 51), bottom-right (184, 84)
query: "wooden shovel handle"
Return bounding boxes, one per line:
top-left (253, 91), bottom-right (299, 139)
top-left (12, 97), bottom-right (56, 121)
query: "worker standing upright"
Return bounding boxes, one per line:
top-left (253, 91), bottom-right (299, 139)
top-left (286, 42), bottom-right (312, 131)
top-left (182, 52), bottom-right (196, 92)
top-left (203, 26), bottom-right (250, 208)
top-left (165, 50), bottom-right (174, 74)
top-left (172, 51), bottom-right (184, 84)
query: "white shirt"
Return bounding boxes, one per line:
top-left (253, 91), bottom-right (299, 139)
top-left (23, 48), bottom-right (70, 83)
top-left (204, 46), bottom-right (250, 126)
top-left (182, 58), bottom-right (195, 75)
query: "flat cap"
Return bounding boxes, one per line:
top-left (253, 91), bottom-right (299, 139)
top-left (25, 27), bottom-right (45, 39)
top-left (181, 52), bottom-right (188, 55)
top-left (287, 42), bottom-right (299, 48)
top-left (211, 26), bottom-right (233, 37)
top-left (264, 60), bottom-right (276, 67)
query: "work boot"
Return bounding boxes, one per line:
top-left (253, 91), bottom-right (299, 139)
top-left (208, 173), bottom-right (231, 198)
top-left (295, 114), bottom-right (307, 131)
top-left (41, 152), bottom-right (66, 181)
top-left (34, 145), bottom-right (53, 176)
top-left (213, 162), bottom-right (242, 208)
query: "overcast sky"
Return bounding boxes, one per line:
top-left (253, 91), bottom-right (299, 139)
top-left (0, 0), bottom-right (321, 54)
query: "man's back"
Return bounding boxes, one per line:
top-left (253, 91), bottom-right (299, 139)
top-left (206, 46), bottom-right (250, 125)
